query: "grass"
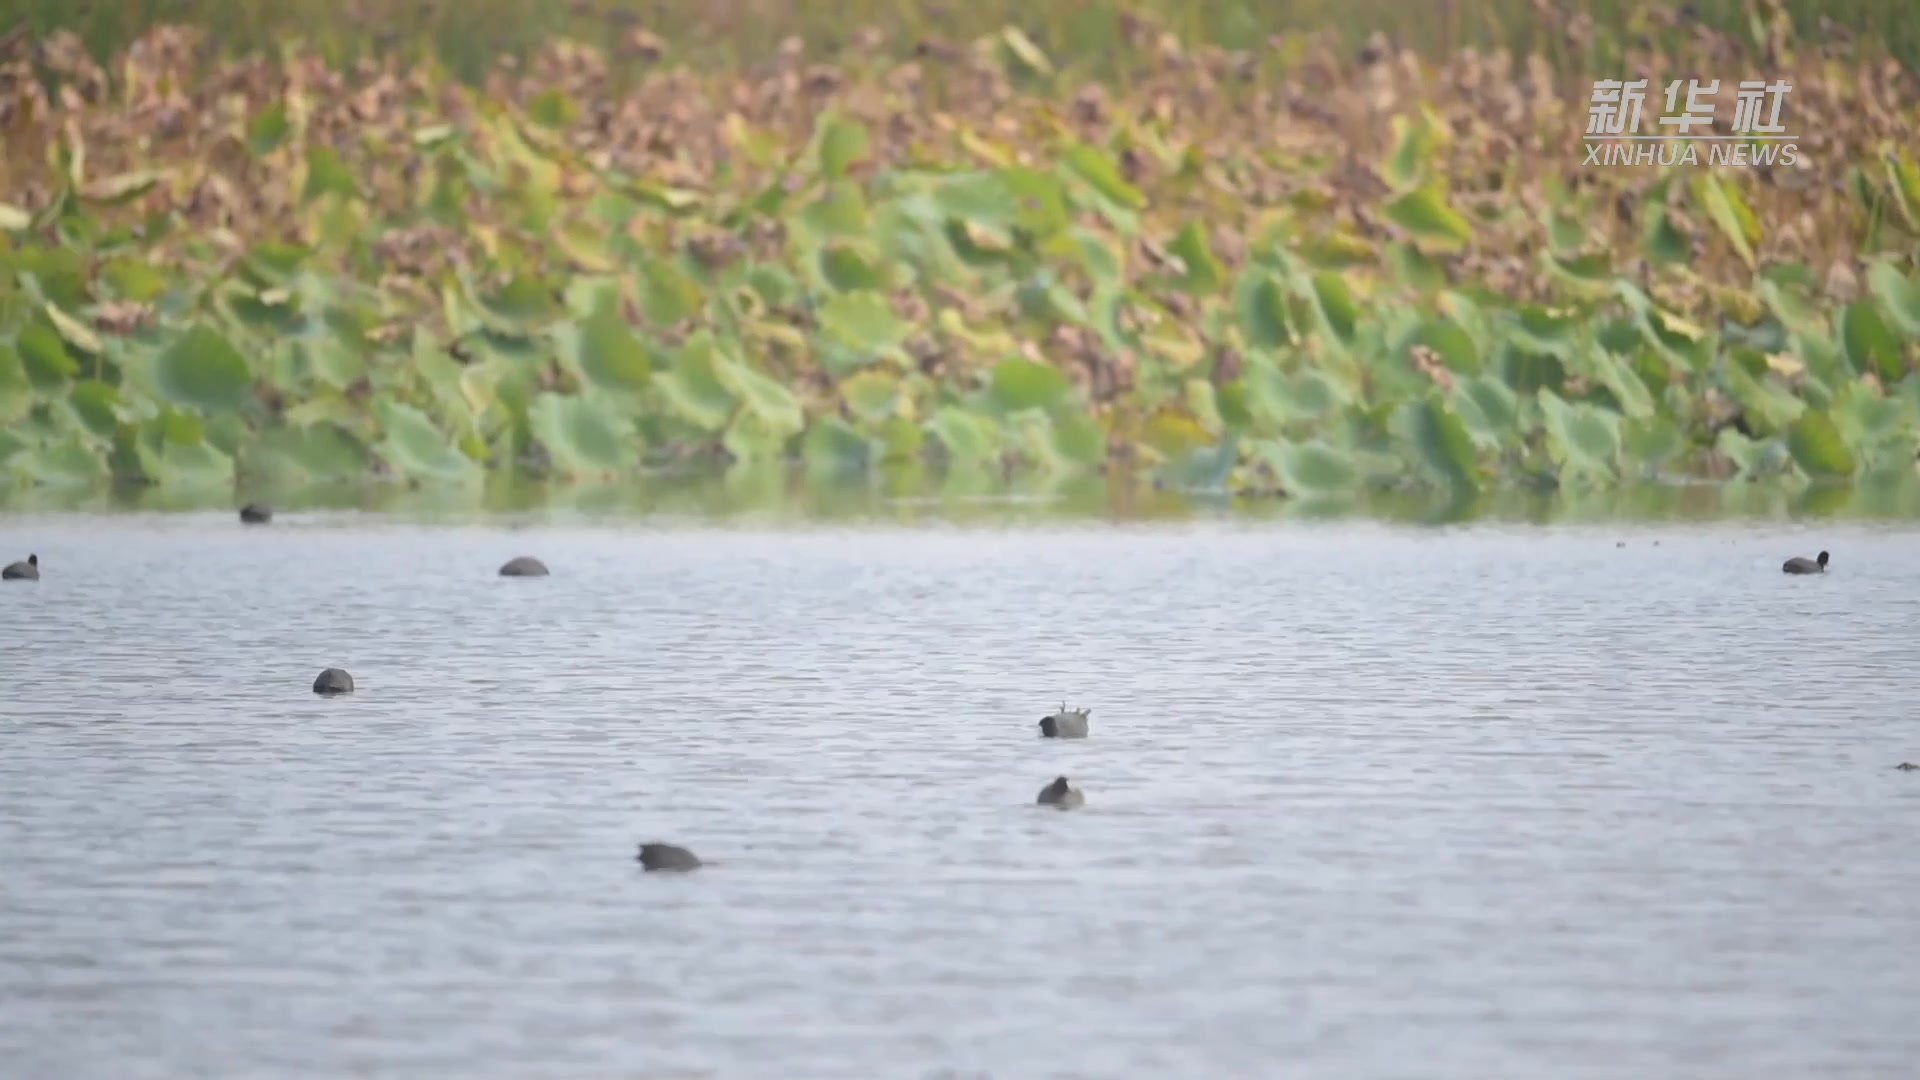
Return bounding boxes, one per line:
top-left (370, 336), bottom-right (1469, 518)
top-left (10, 0), bottom-right (1920, 82)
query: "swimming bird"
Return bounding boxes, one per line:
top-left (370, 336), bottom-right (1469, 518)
top-left (2, 553), bottom-right (38, 580)
top-left (637, 842), bottom-right (702, 871)
top-left (239, 503), bottom-right (272, 525)
top-left (1037, 776), bottom-right (1085, 809)
top-left (312, 667), bottom-right (355, 695)
top-left (499, 556), bottom-right (549, 577)
top-left (1781, 550), bottom-right (1829, 575)
top-left (1897, 762), bottom-right (1918, 772)
top-left (1039, 705), bottom-right (1090, 739)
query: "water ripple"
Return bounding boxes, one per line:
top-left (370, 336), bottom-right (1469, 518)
top-left (1, 518), bottom-right (1918, 1078)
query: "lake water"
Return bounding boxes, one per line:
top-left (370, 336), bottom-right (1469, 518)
top-left (3, 505), bottom-right (1919, 1079)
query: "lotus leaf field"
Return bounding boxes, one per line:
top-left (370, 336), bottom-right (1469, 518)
top-left (3, 12), bottom-right (1920, 500)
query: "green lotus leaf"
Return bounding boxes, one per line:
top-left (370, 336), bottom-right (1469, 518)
top-left (1866, 262), bottom-right (1920, 338)
top-left (839, 370), bottom-right (902, 424)
top-left (815, 115), bottom-right (870, 180)
top-left (1539, 388), bottom-right (1620, 482)
top-left (9, 432), bottom-right (111, 487)
top-left (925, 407), bottom-right (1001, 463)
top-left (989, 357), bottom-right (1071, 412)
top-left (1785, 408), bottom-right (1858, 480)
top-left (1623, 415), bottom-right (1686, 474)
top-left (1273, 439), bottom-right (1361, 494)
top-left (1381, 110), bottom-right (1439, 192)
top-left (1308, 271), bottom-right (1359, 344)
top-left (818, 291), bottom-right (909, 354)
top-left (137, 422), bottom-right (237, 488)
top-left (1168, 221), bottom-right (1225, 292)
top-left (1062, 143), bottom-right (1146, 210)
top-left (1382, 187), bottom-right (1472, 251)
top-left (653, 335), bottom-right (737, 432)
top-left (1392, 397), bottom-right (1479, 491)
top-left (1839, 301), bottom-right (1903, 382)
top-left (1385, 242), bottom-right (1449, 294)
top-left (1406, 319), bottom-right (1482, 375)
top-left (248, 422), bottom-right (369, 480)
top-left (157, 325), bottom-right (254, 412)
top-left (527, 391), bottom-right (637, 478)
top-left (1691, 172), bottom-right (1758, 269)
top-left (0, 344), bottom-right (31, 423)
top-left (302, 144), bottom-right (360, 202)
top-left (636, 260), bottom-right (700, 327)
top-left (1048, 412), bottom-right (1105, 468)
top-left (375, 400), bottom-right (478, 480)
top-left (571, 300), bottom-right (652, 392)
top-left (1233, 270), bottom-right (1293, 351)
top-left (716, 356), bottom-right (804, 438)
top-left (802, 417), bottom-right (875, 473)
top-left (68, 380), bottom-right (127, 439)
top-left (16, 320), bottom-right (79, 389)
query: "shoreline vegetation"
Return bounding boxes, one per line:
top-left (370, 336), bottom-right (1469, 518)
top-left (12, 0), bottom-right (1920, 81)
top-left (2, 1), bottom-right (1919, 505)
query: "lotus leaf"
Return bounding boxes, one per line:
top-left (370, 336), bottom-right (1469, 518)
top-left (1062, 144), bottom-right (1146, 211)
top-left (375, 400), bottom-right (478, 480)
top-left (16, 321), bottom-right (79, 388)
top-left (1539, 388), bottom-right (1621, 483)
top-left (0, 16), bottom-right (1913, 498)
top-left (803, 417), bottom-right (875, 473)
top-left (1691, 172), bottom-right (1759, 269)
top-left (654, 336), bottom-right (738, 432)
top-left (1382, 188), bottom-right (1472, 252)
top-left (1273, 439), bottom-right (1361, 494)
top-left (156, 326), bottom-right (254, 413)
top-left (717, 357), bottom-right (805, 438)
top-left (1230, 270), bottom-right (1292, 351)
top-left (1866, 262), bottom-right (1920, 339)
top-left (815, 116), bottom-right (870, 181)
top-left (925, 407), bottom-right (1000, 463)
top-left (527, 392), bottom-right (638, 478)
top-left (990, 357), bottom-right (1072, 413)
top-left (1168, 222), bottom-right (1225, 293)
top-left (1308, 272), bottom-right (1359, 345)
top-left (0, 345), bottom-right (31, 423)
top-left (819, 291), bottom-right (909, 354)
top-left (249, 423), bottom-right (369, 480)
top-left (570, 301), bottom-right (653, 393)
top-left (1786, 409), bottom-right (1859, 480)
top-left (1393, 398), bottom-right (1480, 491)
top-left (1839, 301), bottom-right (1904, 382)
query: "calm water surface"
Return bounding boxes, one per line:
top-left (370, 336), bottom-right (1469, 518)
top-left (3, 512), bottom-right (1918, 1079)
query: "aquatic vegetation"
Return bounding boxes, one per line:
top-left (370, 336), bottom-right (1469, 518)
top-left (2, 10), bottom-right (1919, 498)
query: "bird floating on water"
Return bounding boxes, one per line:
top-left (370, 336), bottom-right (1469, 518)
top-left (1039, 704), bottom-right (1090, 739)
top-left (239, 503), bottom-right (272, 525)
top-left (312, 667), bottom-right (355, 695)
top-left (1781, 550), bottom-right (1829, 575)
top-left (637, 842), bottom-right (702, 871)
top-left (2, 553), bottom-right (37, 581)
top-left (1037, 776), bottom-right (1085, 809)
top-left (499, 556), bottom-right (550, 577)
